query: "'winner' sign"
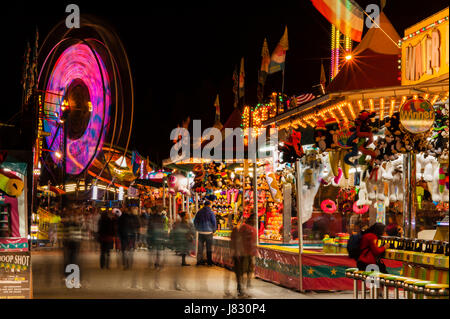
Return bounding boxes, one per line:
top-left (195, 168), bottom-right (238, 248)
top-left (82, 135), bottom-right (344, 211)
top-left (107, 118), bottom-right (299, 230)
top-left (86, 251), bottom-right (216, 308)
top-left (399, 98), bottom-right (435, 134)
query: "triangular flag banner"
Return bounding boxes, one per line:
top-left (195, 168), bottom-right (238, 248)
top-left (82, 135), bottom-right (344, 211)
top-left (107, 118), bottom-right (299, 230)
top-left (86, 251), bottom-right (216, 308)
top-left (269, 26), bottom-right (289, 74)
top-left (259, 38), bottom-right (270, 85)
top-left (310, 0), bottom-right (363, 42)
top-left (320, 60), bottom-right (326, 93)
top-left (232, 66), bottom-right (239, 108)
top-left (214, 94), bottom-right (220, 122)
top-left (131, 151), bottom-right (142, 176)
top-left (239, 57), bottom-right (245, 98)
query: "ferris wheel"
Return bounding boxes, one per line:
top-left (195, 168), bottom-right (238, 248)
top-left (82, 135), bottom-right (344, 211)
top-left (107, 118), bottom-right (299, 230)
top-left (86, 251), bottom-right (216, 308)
top-left (37, 16), bottom-right (134, 180)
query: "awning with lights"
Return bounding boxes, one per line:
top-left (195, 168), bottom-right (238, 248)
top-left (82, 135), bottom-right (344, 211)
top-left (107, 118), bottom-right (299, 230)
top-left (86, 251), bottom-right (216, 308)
top-left (263, 82), bottom-right (449, 130)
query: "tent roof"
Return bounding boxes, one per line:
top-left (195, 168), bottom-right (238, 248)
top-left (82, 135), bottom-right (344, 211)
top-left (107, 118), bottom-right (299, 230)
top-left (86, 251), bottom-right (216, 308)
top-left (327, 12), bottom-right (401, 93)
top-left (354, 12), bottom-right (401, 55)
top-left (222, 107), bottom-right (242, 130)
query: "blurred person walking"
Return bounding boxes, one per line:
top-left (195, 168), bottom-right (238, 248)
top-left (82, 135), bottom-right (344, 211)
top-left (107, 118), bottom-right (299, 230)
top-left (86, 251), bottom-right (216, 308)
top-left (193, 200), bottom-right (217, 266)
top-left (118, 206), bottom-right (140, 270)
top-left (139, 208), bottom-right (150, 250)
top-left (118, 206), bottom-right (129, 268)
top-left (171, 211), bottom-right (195, 266)
top-left (230, 214), bottom-right (257, 298)
top-left (126, 206), bottom-right (141, 270)
top-left (62, 206), bottom-right (83, 286)
top-left (98, 210), bottom-right (115, 269)
top-left (147, 206), bottom-right (167, 268)
top-left (170, 211), bottom-right (195, 291)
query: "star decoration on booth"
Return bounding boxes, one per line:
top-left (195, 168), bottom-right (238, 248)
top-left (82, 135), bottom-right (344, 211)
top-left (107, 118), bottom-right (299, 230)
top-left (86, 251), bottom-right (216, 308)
top-left (330, 268), bottom-right (337, 276)
top-left (307, 268), bottom-right (314, 275)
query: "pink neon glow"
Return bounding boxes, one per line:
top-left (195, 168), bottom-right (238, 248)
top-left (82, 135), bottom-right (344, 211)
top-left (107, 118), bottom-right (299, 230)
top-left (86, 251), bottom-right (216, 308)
top-left (43, 43), bottom-right (111, 175)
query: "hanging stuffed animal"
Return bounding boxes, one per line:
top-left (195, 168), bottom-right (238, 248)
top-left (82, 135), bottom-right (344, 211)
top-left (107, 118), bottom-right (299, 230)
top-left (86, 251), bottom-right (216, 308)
top-left (192, 164), bottom-right (206, 193)
top-left (429, 103), bottom-right (449, 157)
top-left (390, 163), bottom-right (404, 202)
top-left (324, 118), bottom-right (341, 151)
top-left (318, 152), bottom-right (341, 186)
top-left (265, 171), bottom-right (282, 203)
top-left (0, 168), bottom-right (24, 197)
top-left (416, 153), bottom-right (436, 182)
top-left (385, 112), bottom-right (409, 154)
top-left (279, 127), bottom-right (304, 163)
top-left (355, 110), bottom-right (378, 161)
top-left (0, 150), bottom-right (24, 197)
top-left (214, 162), bottom-right (227, 189)
top-left (356, 181), bottom-right (372, 206)
top-left (168, 173), bottom-right (190, 196)
top-left (313, 120), bottom-right (327, 152)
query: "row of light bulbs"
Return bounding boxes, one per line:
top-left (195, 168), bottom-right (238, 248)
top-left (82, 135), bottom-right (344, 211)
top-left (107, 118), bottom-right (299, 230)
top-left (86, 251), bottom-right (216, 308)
top-left (276, 92), bottom-right (448, 130)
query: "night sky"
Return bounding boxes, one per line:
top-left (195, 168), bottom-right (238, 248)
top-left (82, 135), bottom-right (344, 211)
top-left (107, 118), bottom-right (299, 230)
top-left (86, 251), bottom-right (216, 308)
top-left (1, 0), bottom-right (448, 165)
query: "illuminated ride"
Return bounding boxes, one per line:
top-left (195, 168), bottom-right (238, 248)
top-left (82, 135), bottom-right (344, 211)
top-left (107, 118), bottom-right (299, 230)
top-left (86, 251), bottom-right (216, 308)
top-left (37, 17), bottom-right (134, 189)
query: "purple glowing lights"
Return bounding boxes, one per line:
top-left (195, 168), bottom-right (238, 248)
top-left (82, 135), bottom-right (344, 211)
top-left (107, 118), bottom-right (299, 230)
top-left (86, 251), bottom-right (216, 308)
top-left (43, 43), bottom-right (111, 175)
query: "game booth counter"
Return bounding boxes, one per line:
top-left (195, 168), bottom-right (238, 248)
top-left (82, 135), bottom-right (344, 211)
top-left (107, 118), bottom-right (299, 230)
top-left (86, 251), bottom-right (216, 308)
top-left (0, 151), bottom-right (32, 299)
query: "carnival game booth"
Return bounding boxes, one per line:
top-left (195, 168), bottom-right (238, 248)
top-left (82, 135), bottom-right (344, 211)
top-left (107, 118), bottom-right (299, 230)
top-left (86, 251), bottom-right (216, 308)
top-left (0, 153), bottom-right (29, 251)
top-left (163, 156), bottom-right (244, 228)
top-left (240, 9), bottom-right (450, 292)
top-left (0, 152), bottom-right (32, 299)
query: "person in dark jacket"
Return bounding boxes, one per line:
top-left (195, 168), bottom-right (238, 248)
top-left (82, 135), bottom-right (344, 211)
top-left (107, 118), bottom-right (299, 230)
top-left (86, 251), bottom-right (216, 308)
top-left (171, 211), bottom-right (195, 266)
top-left (193, 201), bottom-right (217, 266)
top-left (118, 207), bottom-right (129, 268)
top-left (98, 211), bottom-right (115, 269)
top-left (357, 223), bottom-right (389, 273)
top-left (118, 206), bottom-right (140, 270)
top-left (126, 206), bottom-right (141, 269)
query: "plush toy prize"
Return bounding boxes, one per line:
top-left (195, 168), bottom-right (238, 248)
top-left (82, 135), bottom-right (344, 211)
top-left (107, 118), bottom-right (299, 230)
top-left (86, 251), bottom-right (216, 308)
top-left (0, 168), bottom-right (24, 197)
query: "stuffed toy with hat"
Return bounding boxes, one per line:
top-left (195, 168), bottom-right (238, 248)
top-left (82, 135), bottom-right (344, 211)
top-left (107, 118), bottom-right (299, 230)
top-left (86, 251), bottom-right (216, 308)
top-left (313, 119), bottom-right (328, 152)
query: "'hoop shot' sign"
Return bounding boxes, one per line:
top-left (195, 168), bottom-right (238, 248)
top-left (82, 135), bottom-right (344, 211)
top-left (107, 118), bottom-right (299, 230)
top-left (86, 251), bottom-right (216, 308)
top-left (0, 251), bottom-right (32, 299)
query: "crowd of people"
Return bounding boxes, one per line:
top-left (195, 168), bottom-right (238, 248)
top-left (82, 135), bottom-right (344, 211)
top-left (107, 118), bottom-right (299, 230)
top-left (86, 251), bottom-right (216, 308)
top-left (37, 198), bottom-right (399, 298)
top-left (40, 199), bottom-right (259, 297)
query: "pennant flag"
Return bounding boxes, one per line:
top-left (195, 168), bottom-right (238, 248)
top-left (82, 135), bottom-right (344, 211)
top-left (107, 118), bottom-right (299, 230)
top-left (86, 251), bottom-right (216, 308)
top-left (214, 94), bottom-right (220, 123)
top-left (239, 57), bottom-right (245, 99)
top-left (259, 38), bottom-right (270, 85)
top-left (131, 151), bottom-right (142, 176)
top-left (320, 60), bottom-right (327, 94)
top-left (310, 0), bottom-right (364, 42)
top-left (269, 26), bottom-right (289, 74)
top-left (182, 116), bottom-right (190, 130)
top-left (258, 38), bottom-right (270, 103)
top-left (232, 65), bottom-right (239, 108)
top-left (173, 117), bottom-right (190, 143)
top-left (145, 156), bottom-right (152, 178)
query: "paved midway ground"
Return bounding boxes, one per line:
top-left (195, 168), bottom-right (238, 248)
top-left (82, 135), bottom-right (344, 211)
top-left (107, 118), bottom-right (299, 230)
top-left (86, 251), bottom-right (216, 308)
top-left (31, 248), bottom-right (353, 299)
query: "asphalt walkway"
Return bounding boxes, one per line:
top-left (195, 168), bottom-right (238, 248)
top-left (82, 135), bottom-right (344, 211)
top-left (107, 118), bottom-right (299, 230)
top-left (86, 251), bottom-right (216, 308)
top-left (31, 248), bottom-right (353, 299)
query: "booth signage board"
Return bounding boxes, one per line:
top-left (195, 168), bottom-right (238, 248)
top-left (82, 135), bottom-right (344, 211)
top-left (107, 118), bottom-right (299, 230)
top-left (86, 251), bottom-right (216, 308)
top-left (399, 98), bottom-right (435, 134)
top-left (401, 8), bottom-right (449, 85)
top-left (0, 251), bottom-right (32, 299)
